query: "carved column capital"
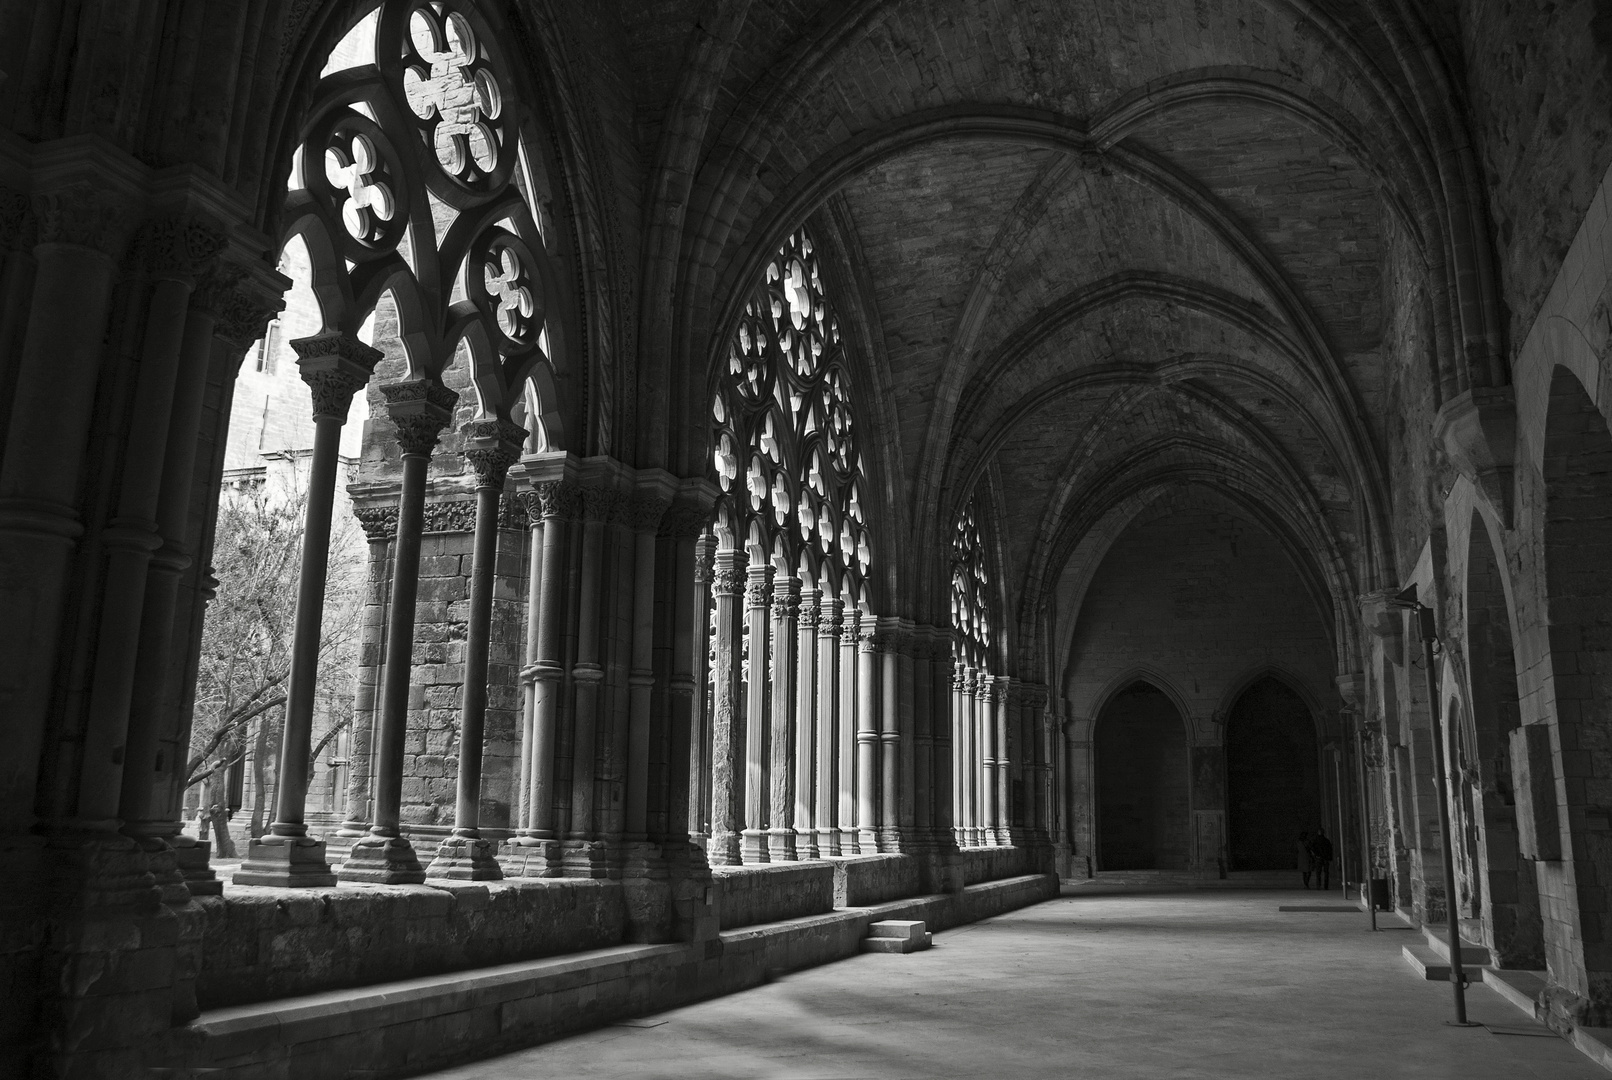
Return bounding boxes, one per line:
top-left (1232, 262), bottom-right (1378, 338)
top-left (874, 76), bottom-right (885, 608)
top-left (772, 574), bottom-right (802, 620)
top-left (354, 505), bottom-right (398, 542)
top-left (295, 333), bottom-right (384, 421)
top-left (745, 563), bottom-right (773, 609)
top-left (524, 480), bottom-right (583, 523)
top-left (127, 214), bottom-right (227, 284)
top-left (658, 505), bottom-right (714, 539)
top-left (711, 563), bottom-right (746, 599)
top-left (195, 264), bottom-right (285, 350)
top-left (0, 189), bottom-right (35, 253)
top-left (626, 492), bottom-right (671, 534)
top-left (798, 592), bottom-right (821, 630)
top-left (381, 378), bottom-right (458, 455)
top-left (580, 485), bottom-right (626, 525)
top-left (460, 418), bottom-right (527, 490)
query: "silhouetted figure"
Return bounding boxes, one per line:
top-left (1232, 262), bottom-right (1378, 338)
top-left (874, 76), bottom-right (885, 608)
top-left (1310, 829), bottom-right (1334, 890)
top-left (1297, 830), bottom-right (1312, 889)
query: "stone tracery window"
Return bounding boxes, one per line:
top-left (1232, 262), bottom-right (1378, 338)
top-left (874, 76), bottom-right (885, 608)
top-left (952, 497), bottom-right (993, 665)
top-left (287, 0), bottom-right (564, 416)
top-left (711, 229), bottom-right (871, 589)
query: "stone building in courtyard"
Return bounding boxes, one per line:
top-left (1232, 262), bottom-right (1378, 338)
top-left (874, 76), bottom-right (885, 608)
top-left (3, 1), bottom-right (1612, 1078)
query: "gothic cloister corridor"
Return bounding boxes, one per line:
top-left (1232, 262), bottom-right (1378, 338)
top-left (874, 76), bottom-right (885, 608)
top-left (6, 0), bottom-right (1612, 1076)
top-left (424, 888), bottom-right (1596, 1080)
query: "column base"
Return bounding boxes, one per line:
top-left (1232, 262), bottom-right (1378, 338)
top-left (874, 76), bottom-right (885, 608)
top-left (336, 834), bottom-right (425, 885)
top-left (707, 830), bottom-right (742, 866)
top-left (500, 838), bottom-right (564, 877)
top-left (234, 833), bottom-right (337, 888)
top-left (817, 828), bottom-right (842, 857)
top-left (766, 827), bottom-right (797, 862)
top-left (795, 829), bottom-right (820, 860)
top-left (173, 834), bottom-right (222, 897)
top-left (425, 835), bottom-right (503, 881)
top-left (561, 838), bottom-right (616, 878)
top-left (739, 829), bottom-right (770, 864)
top-left (875, 827), bottom-right (908, 854)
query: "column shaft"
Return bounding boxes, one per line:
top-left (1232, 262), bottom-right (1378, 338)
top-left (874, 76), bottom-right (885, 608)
top-left (794, 590), bottom-right (820, 858)
top-left (816, 595), bottom-right (842, 856)
top-left (767, 577), bottom-right (799, 860)
top-left (741, 563), bottom-right (772, 862)
top-left (856, 624), bottom-right (879, 851)
top-left (707, 550), bottom-right (745, 864)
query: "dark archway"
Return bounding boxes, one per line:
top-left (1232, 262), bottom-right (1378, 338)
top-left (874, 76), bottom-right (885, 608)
top-left (1095, 681), bottom-right (1190, 870)
top-left (1465, 511), bottom-right (1545, 968)
top-left (1542, 365), bottom-right (1612, 982)
top-left (1226, 676), bottom-right (1321, 870)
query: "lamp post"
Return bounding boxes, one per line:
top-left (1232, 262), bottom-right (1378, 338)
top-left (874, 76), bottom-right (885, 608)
top-left (1392, 583), bottom-right (1478, 1028)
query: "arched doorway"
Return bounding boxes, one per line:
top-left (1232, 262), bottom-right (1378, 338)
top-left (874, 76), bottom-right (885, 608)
top-left (1095, 681), bottom-right (1189, 870)
top-left (1542, 365), bottom-right (1612, 981)
top-left (1464, 513), bottom-right (1544, 968)
top-left (1226, 676), bottom-right (1320, 870)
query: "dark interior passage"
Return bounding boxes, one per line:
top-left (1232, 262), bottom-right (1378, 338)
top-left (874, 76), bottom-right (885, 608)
top-left (1226, 677), bottom-right (1320, 871)
top-left (1096, 682), bottom-right (1189, 870)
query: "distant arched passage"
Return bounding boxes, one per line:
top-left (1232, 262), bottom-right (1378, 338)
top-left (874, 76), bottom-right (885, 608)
top-left (1095, 681), bottom-right (1190, 871)
top-left (1225, 676), bottom-right (1320, 871)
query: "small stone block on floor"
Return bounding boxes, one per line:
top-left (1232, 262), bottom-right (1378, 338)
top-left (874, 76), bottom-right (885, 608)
top-left (862, 920), bottom-right (932, 953)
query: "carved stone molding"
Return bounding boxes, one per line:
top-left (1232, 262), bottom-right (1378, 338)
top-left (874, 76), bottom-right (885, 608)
top-left (0, 189), bottom-right (35, 253)
top-left (580, 486), bottom-right (626, 525)
top-left (711, 566), bottom-right (745, 598)
top-left (296, 333), bottom-right (384, 421)
top-left (772, 584), bottom-right (801, 620)
top-left (381, 379), bottom-right (458, 455)
top-left (31, 184), bottom-right (136, 256)
top-left (626, 492), bottom-right (671, 534)
top-left (658, 505), bottom-right (714, 539)
top-left (460, 418), bottom-right (527, 490)
top-left (354, 505), bottom-right (398, 542)
top-left (196, 264), bottom-right (284, 350)
top-left (128, 214), bottom-right (227, 283)
top-left (422, 500), bottom-right (476, 533)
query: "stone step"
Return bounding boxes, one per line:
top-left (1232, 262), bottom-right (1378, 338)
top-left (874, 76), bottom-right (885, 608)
top-left (1420, 925), bottom-right (1493, 966)
top-left (1569, 1025), bottom-right (1612, 1073)
top-left (1480, 966), bottom-right (1547, 1019)
top-left (862, 919), bottom-right (932, 953)
top-left (1401, 941), bottom-right (1484, 983)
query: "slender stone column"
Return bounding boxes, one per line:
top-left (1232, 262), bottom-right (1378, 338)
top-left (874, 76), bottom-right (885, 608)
top-left (912, 637), bottom-right (934, 842)
top-left (507, 475), bottom-right (577, 875)
top-left (996, 680), bottom-right (1014, 844)
top-left (932, 645), bottom-right (958, 848)
top-left (979, 675), bottom-right (999, 845)
top-left (688, 534), bottom-right (716, 841)
top-left (335, 506), bottom-right (396, 838)
top-left (742, 561), bottom-right (773, 862)
top-left (767, 573), bottom-right (800, 860)
top-left (337, 378), bottom-right (456, 885)
top-left (958, 667), bottom-right (975, 846)
top-left (856, 620), bottom-right (880, 852)
top-left (513, 509), bottom-right (541, 838)
top-left (816, 592), bottom-right (843, 856)
top-left (839, 605), bottom-right (861, 854)
top-left (565, 484), bottom-right (615, 863)
top-left (237, 333), bottom-right (380, 887)
top-left (428, 419), bottom-right (525, 880)
top-left (707, 548), bottom-right (746, 865)
top-left (624, 487), bottom-right (671, 845)
top-left (795, 587), bottom-right (821, 858)
top-left (878, 621), bottom-right (906, 850)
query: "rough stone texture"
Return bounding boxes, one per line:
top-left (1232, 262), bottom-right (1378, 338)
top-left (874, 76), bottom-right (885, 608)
top-left (194, 880), bottom-right (626, 1009)
top-left (709, 862), bottom-right (834, 931)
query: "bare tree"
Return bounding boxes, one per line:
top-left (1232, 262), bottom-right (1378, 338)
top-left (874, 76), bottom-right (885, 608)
top-left (187, 461), bottom-right (364, 853)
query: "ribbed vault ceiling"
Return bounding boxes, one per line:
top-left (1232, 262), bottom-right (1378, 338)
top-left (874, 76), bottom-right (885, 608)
top-left (622, 0), bottom-right (1485, 675)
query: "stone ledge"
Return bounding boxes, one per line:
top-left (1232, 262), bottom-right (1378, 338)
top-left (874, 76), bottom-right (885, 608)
top-left (164, 873), bottom-right (1058, 1079)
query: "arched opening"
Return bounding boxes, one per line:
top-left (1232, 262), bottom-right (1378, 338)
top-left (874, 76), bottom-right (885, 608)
top-left (1225, 676), bottom-right (1321, 871)
top-left (1095, 681), bottom-right (1189, 870)
top-left (1464, 514), bottom-right (1544, 967)
top-left (1542, 365), bottom-right (1612, 981)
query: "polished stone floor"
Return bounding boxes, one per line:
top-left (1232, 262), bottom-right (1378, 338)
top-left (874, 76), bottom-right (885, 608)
top-left (424, 887), bottom-right (1598, 1079)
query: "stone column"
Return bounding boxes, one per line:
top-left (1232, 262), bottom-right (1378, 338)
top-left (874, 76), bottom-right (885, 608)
top-left (857, 620), bottom-right (880, 852)
top-left (338, 378), bottom-right (456, 884)
top-left (912, 635), bottom-right (934, 843)
top-left (428, 419), bottom-right (524, 880)
top-left (688, 533), bottom-right (716, 841)
top-left (0, 185), bottom-right (133, 843)
top-left (878, 621), bottom-right (906, 850)
top-left (768, 573), bottom-right (800, 860)
top-left (742, 560), bottom-right (773, 862)
top-left (335, 506), bottom-right (396, 839)
top-left (839, 605), bottom-right (861, 854)
top-left (624, 486), bottom-right (672, 845)
top-left (980, 675), bottom-right (1000, 845)
top-left (506, 475), bottom-right (577, 875)
top-left (237, 332), bottom-right (380, 887)
top-left (816, 591), bottom-right (843, 856)
top-left (795, 586), bottom-right (821, 858)
top-left (707, 548), bottom-right (746, 865)
top-left (513, 507), bottom-right (542, 839)
top-left (565, 484), bottom-right (614, 865)
top-left (996, 678), bottom-right (1014, 844)
top-left (932, 644), bottom-right (958, 849)
top-left (116, 224), bottom-right (233, 894)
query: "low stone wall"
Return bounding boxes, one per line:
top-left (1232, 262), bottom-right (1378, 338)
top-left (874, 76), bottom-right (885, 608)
top-left (195, 878), bottom-right (626, 1009)
top-left (710, 862), bottom-right (834, 929)
top-left (830, 853), bottom-right (922, 907)
top-left (168, 872), bottom-right (1062, 1079)
top-left (956, 845), bottom-right (1038, 886)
